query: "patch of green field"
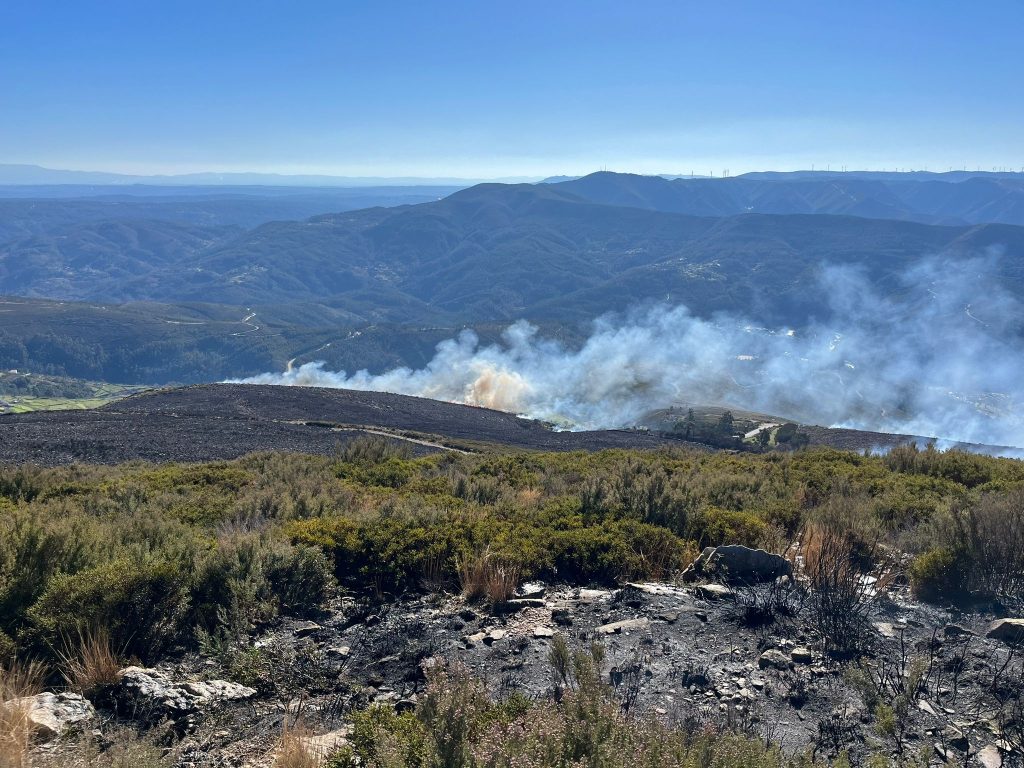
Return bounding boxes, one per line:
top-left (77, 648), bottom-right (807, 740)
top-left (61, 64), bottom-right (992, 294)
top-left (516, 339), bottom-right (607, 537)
top-left (0, 372), bottom-right (148, 414)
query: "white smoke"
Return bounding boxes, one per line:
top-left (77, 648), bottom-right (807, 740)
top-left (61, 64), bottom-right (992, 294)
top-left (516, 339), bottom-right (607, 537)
top-left (234, 254), bottom-right (1024, 449)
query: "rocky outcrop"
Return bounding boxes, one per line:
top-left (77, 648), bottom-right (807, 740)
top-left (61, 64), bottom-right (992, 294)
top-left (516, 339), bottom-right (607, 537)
top-left (985, 618), bottom-right (1024, 645)
top-left (682, 545), bottom-right (793, 584)
top-left (117, 666), bottom-right (256, 717)
top-left (11, 692), bottom-right (95, 740)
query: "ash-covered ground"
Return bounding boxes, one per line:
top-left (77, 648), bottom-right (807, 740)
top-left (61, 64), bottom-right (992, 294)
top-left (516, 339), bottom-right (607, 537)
top-left (0, 383), bottom-right (972, 467)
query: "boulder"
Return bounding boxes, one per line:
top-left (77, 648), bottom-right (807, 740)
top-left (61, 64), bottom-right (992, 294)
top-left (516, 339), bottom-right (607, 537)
top-left (696, 583), bottom-right (735, 601)
top-left (9, 692), bottom-right (95, 740)
top-left (758, 649), bottom-right (792, 671)
top-left (118, 666), bottom-right (256, 716)
top-left (683, 545), bottom-right (793, 584)
top-left (790, 647), bottom-right (814, 664)
top-left (533, 626), bottom-right (556, 638)
top-left (986, 618), bottom-right (1024, 645)
top-left (597, 618), bottom-right (650, 635)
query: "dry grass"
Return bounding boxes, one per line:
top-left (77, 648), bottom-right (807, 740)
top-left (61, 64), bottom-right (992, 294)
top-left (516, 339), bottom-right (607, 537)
top-left (57, 629), bottom-right (122, 697)
top-left (274, 722), bottom-right (319, 768)
top-left (0, 659), bottom-right (44, 768)
top-left (458, 548), bottom-right (520, 604)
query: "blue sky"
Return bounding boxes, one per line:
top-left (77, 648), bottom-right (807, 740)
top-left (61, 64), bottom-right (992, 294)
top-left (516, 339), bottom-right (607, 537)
top-left (1, 1), bottom-right (1021, 177)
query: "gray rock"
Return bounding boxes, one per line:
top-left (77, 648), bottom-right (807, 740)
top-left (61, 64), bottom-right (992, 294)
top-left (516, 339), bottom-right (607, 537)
top-left (502, 598), bottom-right (546, 610)
top-left (533, 626), bottom-right (556, 638)
top-left (790, 647), bottom-right (813, 664)
top-left (696, 583), bottom-right (735, 600)
top-left (293, 620), bottom-right (322, 638)
top-left (976, 745), bottom-right (1003, 768)
top-left (943, 624), bottom-right (974, 638)
top-left (986, 618), bottom-right (1024, 645)
top-left (683, 545), bottom-right (793, 584)
top-left (597, 618), bottom-right (650, 635)
top-left (9, 692), bottom-right (95, 740)
top-left (943, 725), bottom-right (969, 751)
top-left (118, 666), bottom-right (256, 715)
top-left (757, 649), bottom-right (792, 671)
top-left (516, 582), bottom-right (546, 600)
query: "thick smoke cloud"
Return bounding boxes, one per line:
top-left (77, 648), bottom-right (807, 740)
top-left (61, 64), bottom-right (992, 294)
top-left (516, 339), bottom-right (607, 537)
top-left (234, 254), bottom-right (1024, 449)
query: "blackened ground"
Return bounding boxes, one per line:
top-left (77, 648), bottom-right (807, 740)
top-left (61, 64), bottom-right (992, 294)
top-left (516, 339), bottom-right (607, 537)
top-left (1, 383), bottom-right (992, 467)
top-left (0, 384), bottom-right (703, 466)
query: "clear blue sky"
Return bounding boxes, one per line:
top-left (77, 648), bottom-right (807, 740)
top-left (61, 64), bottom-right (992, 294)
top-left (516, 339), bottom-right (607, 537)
top-left (1, 0), bottom-right (1021, 177)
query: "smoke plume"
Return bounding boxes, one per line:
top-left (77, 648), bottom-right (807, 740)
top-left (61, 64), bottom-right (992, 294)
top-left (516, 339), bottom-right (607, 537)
top-left (235, 254), bottom-right (1024, 449)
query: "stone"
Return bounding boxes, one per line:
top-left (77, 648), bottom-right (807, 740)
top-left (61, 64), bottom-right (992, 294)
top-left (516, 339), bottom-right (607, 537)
top-left (656, 611), bottom-right (680, 624)
top-left (943, 725), bottom-right (969, 751)
top-left (986, 618), bottom-right (1024, 645)
top-left (327, 645), bottom-right (351, 659)
top-left (293, 620), bottom-right (322, 638)
top-left (118, 666), bottom-right (256, 716)
top-left (917, 699), bottom-right (938, 716)
top-left (483, 629), bottom-right (506, 645)
top-left (790, 647), bottom-right (813, 664)
top-left (578, 588), bottom-right (612, 603)
top-left (502, 598), bottom-right (546, 610)
top-left (976, 745), bottom-right (1003, 768)
top-left (533, 626), bottom-right (556, 638)
top-left (10, 692), bottom-right (95, 740)
top-left (682, 545), bottom-right (793, 584)
top-left (597, 618), bottom-right (650, 635)
top-left (943, 624), bottom-right (974, 638)
top-left (757, 649), bottom-right (792, 671)
top-left (696, 583), bottom-right (735, 600)
top-left (516, 581), bottom-right (546, 600)
top-left (464, 631), bottom-right (487, 646)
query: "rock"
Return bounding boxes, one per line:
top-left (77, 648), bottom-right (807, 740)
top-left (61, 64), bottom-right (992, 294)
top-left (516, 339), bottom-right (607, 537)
top-left (918, 699), bottom-right (938, 716)
top-left (293, 620), bottom-right (322, 638)
top-left (597, 618), bottom-right (650, 635)
top-left (696, 583), bottom-right (735, 600)
top-left (682, 545), bottom-right (793, 584)
top-left (656, 611), bottom-right (680, 624)
top-left (516, 582), bottom-right (546, 600)
top-left (327, 645), bottom-right (351, 659)
top-left (943, 725), bottom-right (969, 751)
top-left (533, 626), bottom-right (556, 638)
top-left (118, 666), bottom-right (256, 716)
top-left (578, 589), bottom-right (612, 603)
top-left (483, 629), bottom-right (506, 645)
top-left (986, 618), bottom-right (1024, 645)
top-left (464, 631), bottom-right (487, 647)
top-left (10, 692), bottom-right (95, 740)
top-left (943, 623), bottom-right (974, 638)
top-left (790, 647), bottom-right (813, 664)
top-left (977, 745), bottom-right (1003, 768)
top-left (757, 649), bottom-right (792, 671)
top-left (693, 610), bottom-right (708, 622)
top-left (502, 598), bottom-right (546, 610)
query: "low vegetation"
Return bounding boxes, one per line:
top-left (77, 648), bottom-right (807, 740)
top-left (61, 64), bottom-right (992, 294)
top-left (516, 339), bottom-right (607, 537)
top-left (0, 439), bottom-right (1021, 672)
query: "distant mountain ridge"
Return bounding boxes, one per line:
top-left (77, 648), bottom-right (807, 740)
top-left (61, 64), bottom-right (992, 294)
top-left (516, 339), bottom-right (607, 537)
top-left (4, 177), bottom-right (1023, 331)
top-left (0, 163), bottom-right (537, 187)
top-left (553, 171), bottom-right (1024, 227)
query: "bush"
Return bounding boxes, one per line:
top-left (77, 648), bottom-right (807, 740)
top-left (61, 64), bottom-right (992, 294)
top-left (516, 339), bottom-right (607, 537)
top-left (908, 547), bottom-right (961, 602)
top-left (26, 558), bottom-right (189, 661)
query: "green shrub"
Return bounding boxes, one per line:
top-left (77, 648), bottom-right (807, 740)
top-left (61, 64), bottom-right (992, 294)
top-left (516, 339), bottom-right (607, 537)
top-left (908, 547), bottom-right (961, 602)
top-left (26, 558), bottom-right (189, 661)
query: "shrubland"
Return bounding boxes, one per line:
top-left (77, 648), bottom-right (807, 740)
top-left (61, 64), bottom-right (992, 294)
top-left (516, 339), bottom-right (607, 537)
top-left (0, 439), bottom-right (1022, 670)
